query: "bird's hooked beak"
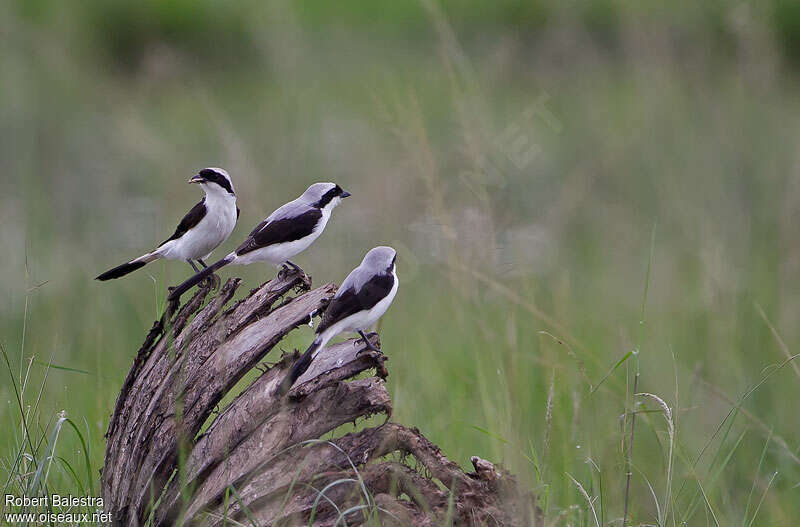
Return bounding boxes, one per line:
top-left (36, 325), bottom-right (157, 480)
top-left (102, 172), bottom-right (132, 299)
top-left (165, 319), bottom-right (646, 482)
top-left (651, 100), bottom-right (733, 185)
top-left (340, 190), bottom-right (351, 198)
top-left (188, 175), bottom-right (205, 184)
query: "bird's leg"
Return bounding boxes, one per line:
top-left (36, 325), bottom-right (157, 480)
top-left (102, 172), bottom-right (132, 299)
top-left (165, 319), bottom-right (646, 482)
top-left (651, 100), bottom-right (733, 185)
top-left (188, 259), bottom-right (200, 273)
top-left (197, 258), bottom-right (220, 288)
top-left (357, 330), bottom-right (381, 353)
top-left (277, 263), bottom-right (290, 279)
top-left (285, 260), bottom-right (306, 275)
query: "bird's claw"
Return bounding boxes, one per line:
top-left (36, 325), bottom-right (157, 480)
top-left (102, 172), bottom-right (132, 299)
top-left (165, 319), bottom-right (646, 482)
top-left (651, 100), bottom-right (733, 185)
top-left (357, 331), bottom-right (381, 354)
top-left (202, 273), bottom-right (221, 290)
top-left (357, 342), bottom-right (381, 355)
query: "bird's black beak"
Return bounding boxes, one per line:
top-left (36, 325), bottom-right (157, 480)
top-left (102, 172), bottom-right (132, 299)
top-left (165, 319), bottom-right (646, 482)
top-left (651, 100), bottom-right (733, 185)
top-left (340, 190), bottom-right (351, 198)
top-left (189, 175), bottom-right (204, 184)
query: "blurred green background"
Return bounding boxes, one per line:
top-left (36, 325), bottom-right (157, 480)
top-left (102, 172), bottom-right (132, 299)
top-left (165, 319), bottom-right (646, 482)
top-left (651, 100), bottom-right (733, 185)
top-left (3, 0), bottom-right (800, 524)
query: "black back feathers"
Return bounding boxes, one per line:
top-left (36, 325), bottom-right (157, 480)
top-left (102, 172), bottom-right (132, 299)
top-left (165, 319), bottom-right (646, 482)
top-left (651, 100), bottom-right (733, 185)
top-left (158, 199), bottom-right (207, 247)
top-left (235, 208), bottom-right (322, 256)
top-left (316, 272), bottom-right (395, 335)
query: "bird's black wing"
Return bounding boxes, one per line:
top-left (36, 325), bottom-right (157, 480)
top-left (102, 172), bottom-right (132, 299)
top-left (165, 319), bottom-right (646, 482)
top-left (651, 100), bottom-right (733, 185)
top-left (317, 272), bottom-right (394, 334)
top-left (158, 199), bottom-right (207, 247)
top-left (235, 208), bottom-right (322, 255)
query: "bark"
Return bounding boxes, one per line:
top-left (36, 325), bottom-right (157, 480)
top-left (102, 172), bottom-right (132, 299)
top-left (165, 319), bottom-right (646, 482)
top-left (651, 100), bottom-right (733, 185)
top-left (102, 270), bottom-right (541, 526)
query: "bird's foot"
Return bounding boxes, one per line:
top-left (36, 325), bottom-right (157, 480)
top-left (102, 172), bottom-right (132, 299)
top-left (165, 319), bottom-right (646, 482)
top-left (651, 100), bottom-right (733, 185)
top-left (285, 260), bottom-right (305, 274)
top-left (278, 262), bottom-right (310, 286)
top-left (201, 273), bottom-right (221, 290)
top-left (356, 331), bottom-right (381, 354)
top-left (356, 343), bottom-right (381, 355)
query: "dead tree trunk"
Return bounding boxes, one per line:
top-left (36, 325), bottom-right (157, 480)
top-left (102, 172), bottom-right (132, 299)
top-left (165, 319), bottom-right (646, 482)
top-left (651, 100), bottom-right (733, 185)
top-left (102, 271), bottom-right (541, 526)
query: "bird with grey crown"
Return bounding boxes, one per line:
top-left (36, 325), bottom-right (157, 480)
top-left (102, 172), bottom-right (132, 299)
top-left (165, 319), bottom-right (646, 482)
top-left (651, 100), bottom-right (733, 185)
top-left (279, 246), bottom-right (399, 395)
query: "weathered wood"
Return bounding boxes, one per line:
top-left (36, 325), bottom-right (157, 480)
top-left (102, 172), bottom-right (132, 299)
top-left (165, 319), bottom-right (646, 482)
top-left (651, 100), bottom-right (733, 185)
top-left (102, 271), bottom-right (540, 526)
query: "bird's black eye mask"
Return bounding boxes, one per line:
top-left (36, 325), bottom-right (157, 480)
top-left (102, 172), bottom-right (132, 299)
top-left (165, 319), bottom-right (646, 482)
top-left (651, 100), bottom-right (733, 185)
top-left (315, 185), bottom-right (346, 208)
top-left (198, 169), bottom-right (235, 195)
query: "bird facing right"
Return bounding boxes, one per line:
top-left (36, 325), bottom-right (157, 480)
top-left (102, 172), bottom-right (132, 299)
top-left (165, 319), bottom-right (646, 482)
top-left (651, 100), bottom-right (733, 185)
top-left (279, 246), bottom-right (399, 394)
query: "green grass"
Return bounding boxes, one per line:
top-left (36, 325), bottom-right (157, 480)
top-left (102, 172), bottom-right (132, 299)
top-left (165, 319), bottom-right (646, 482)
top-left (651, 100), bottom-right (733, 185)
top-left (3, 1), bottom-right (800, 525)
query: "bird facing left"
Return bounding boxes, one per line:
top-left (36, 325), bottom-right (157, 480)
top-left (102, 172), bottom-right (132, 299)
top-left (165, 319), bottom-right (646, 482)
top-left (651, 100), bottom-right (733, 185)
top-left (96, 168), bottom-right (239, 281)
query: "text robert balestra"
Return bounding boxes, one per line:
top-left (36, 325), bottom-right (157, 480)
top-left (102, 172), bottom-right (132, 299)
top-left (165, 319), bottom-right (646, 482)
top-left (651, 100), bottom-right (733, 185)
top-left (5, 494), bottom-right (105, 508)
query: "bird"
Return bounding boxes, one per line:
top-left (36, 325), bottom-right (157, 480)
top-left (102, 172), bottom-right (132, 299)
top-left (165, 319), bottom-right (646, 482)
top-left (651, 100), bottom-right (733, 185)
top-left (167, 182), bottom-right (350, 301)
top-left (279, 246), bottom-right (398, 395)
top-left (96, 168), bottom-right (239, 281)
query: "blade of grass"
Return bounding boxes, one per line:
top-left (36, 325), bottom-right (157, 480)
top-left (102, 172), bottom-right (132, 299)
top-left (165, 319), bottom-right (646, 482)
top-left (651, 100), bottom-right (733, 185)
top-left (745, 471), bottom-right (778, 527)
top-left (334, 504), bottom-right (371, 526)
top-left (310, 478), bottom-right (355, 525)
top-left (590, 350), bottom-right (633, 394)
top-left (683, 428), bottom-right (746, 524)
top-left (695, 479), bottom-right (720, 527)
top-left (587, 458), bottom-right (605, 527)
top-left (677, 351), bottom-right (800, 511)
top-left (623, 221), bottom-right (656, 527)
top-left (228, 484), bottom-right (258, 527)
top-left (755, 303), bottom-right (800, 380)
top-left (32, 360), bottom-right (92, 376)
top-left (742, 429), bottom-right (772, 527)
top-left (56, 456), bottom-right (86, 495)
top-left (63, 418), bottom-right (94, 493)
top-left (28, 411), bottom-right (66, 496)
top-left (1, 343), bottom-right (39, 472)
top-left (468, 424), bottom-right (509, 444)
top-left (632, 464), bottom-right (660, 524)
top-left (567, 472), bottom-right (600, 527)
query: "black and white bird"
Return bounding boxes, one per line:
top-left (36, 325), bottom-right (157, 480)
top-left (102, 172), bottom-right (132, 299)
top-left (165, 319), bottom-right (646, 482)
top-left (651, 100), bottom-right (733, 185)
top-left (96, 168), bottom-right (239, 281)
top-left (167, 182), bottom-right (350, 301)
top-left (279, 246), bottom-right (399, 394)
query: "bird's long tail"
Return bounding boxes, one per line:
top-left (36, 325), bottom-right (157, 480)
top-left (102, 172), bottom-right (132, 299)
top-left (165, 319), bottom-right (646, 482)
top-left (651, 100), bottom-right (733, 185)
top-left (167, 254), bottom-right (234, 301)
top-left (279, 337), bottom-right (322, 395)
top-left (96, 253), bottom-right (159, 281)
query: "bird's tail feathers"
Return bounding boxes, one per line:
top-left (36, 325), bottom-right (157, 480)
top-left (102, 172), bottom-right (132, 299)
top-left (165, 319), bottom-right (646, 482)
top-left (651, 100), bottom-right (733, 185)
top-left (167, 254), bottom-right (234, 302)
top-left (279, 338), bottom-right (322, 395)
top-left (135, 251), bottom-right (161, 264)
top-left (96, 252), bottom-right (160, 281)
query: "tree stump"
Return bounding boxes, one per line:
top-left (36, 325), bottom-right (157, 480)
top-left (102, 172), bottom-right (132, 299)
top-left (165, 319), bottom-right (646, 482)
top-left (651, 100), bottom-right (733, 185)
top-left (102, 270), bottom-right (541, 526)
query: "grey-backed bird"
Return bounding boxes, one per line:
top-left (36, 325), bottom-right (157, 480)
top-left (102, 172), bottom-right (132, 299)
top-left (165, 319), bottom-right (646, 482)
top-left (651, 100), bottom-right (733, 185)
top-left (167, 182), bottom-right (350, 301)
top-left (96, 168), bottom-right (239, 281)
top-left (279, 246), bottom-right (398, 394)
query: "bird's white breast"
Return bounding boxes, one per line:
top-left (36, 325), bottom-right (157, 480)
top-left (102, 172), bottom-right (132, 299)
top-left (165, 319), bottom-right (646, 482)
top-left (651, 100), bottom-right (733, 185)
top-left (159, 192), bottom-right (238, 261)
